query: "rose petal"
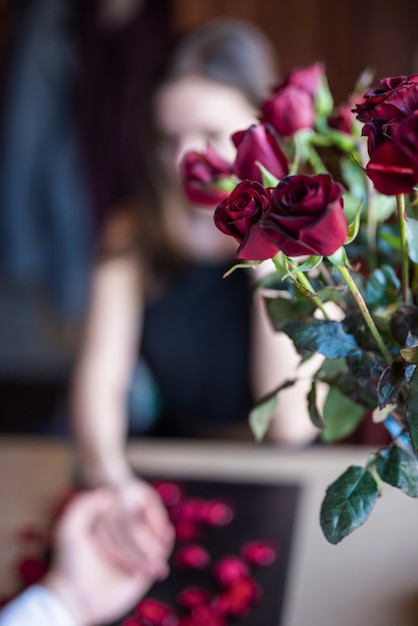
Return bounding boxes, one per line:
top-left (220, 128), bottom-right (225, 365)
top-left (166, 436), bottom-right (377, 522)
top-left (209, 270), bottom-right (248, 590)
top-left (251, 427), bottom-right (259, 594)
top-left (177, 586), bottom-right (211, 610)
top-left (152, 481), bottom-right (184, 507)
top-left (212, 555), bottom-right (250, 587)
top-left (174, 519), bottom-right (201, 542)
top-left (240, 540), bottom-right (279, 567)
top-left (174, 545), bottom-right (211, 569)
top-left (136, 599), bottom-right (177, 625)
top-left (17, 557), bottom-right (48, 586)
top-left (205, 501), bottom-right (234, 526)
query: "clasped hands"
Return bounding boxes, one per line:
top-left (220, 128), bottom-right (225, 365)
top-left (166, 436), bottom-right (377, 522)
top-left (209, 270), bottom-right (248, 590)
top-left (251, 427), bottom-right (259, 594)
top-left (44, 479), bottom-right (174, 626)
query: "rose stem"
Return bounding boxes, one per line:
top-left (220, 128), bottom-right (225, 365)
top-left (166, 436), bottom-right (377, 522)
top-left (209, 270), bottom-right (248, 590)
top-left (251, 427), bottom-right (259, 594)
top-left (337, 264), bottom-right (392, 364)
top-left (397, 193), bottom-right (411, 304)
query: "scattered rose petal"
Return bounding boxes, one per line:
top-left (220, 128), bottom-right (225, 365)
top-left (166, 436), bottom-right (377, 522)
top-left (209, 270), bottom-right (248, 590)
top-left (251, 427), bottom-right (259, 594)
top-left (174, 545), bottom-right (211, 569)
top-left (16, 526), bottom-right (46, 543)
top-left (177, 586), bottom-right (211, 610)
top-left (212, 555), bottom-right (250, 587)
top-left (219, 577), bottom-right (262, 616)
top-left (205, 501), bottom-right (234, 526)
top-left (176, 498), bottom-right (208, 522)
top-left (174, 519), bottom-right (201, 542)
top-left (17, 557), bottom-right (48, 586)
top-left (136, 598), bottom-right (177, 625)
top-left (190, 604), bottom-right (228, 625)
top-left (240, 540), bottom-right (278, 566)
top-left (122, 617), bottom-right (145, 626)
top-left (152, 481), bottom-right (183, 507)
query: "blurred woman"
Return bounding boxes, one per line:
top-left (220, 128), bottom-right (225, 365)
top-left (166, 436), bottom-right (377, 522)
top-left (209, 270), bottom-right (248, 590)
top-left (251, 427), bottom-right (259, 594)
top-left (71, 18), bottom-right (318, 491)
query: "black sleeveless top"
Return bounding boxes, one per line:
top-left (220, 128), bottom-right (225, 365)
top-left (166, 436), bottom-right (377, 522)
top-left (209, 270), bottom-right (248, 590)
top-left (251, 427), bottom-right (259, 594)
top-left (140, 261), bottom-right (254, 435)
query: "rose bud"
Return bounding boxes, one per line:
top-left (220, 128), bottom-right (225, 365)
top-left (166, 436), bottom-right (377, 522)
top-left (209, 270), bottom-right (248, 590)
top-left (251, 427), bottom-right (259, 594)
top-left (240, 540), bottom-right (278, 567)
top-left (177, 586), bottom-right (212, 610)
top-left (136, 599), bottom-right (177, 625)
top-left (261, 63), bottom-right (325, 137)
top-left (261, 86), bottom-right (315, 137)
top-left (262, 173), bottom-right (347, 257)
top-left (174, 544), bottom-right (211, 569)
top-left (214, 180), bottom-right (279, 261)
top-left (354, 73), bottom-right (418, 123)
top-left (181, 145), bottom-right (235, 206)
top-left (232, 123), bottom-right (288, 183)
top-left (212, 555), bottom-right (250, 587)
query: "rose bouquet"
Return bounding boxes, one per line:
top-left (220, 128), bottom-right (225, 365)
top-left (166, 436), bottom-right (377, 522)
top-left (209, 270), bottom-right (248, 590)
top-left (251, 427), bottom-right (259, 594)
top-left (181, 64), bottom-right (418, 544)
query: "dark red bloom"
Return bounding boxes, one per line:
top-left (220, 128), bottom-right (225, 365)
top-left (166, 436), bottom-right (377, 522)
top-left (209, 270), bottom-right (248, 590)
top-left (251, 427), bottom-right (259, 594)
top-left (232, 123), bottom-right (288, 182)
top-left (174, 544), bottom-right (211, 569)
top-left (240, 540), bottom-right (278, 567)
top-left (354, 73), bottom-right (418, 123)
top-left (361, 113), bottom-right (418, 195)
top-left (261, 63), bottom-right (325, 137)
top-left (212, 555), bottom-right (250, 587)
top-left (181, 145), bottom-right (234, 206)
top-left (262, 174), bottom-right (347, 257)
top-left (214, 180), bottom-right (279, 261)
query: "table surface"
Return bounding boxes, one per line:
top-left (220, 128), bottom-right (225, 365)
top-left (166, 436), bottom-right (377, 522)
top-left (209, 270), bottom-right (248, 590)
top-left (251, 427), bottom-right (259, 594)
top-left (1, 437), bottom-right (418, 626)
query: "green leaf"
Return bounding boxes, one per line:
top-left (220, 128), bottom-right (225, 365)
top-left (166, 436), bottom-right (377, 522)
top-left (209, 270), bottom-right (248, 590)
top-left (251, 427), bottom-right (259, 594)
top-left (401, 346), bottom-right (418, 364)
top-left (405, 216), bottom-right (418, 264)
top-left (320, 466), bottom-right (379, 544)
top-left (308, 380), bottom-right (325, 428)
top-left (406, 366), bottom-right (418, 452)
top-left (377, 359), bottom-right (405, 408)
top-left (375, 446), bottom-right (418, 497)
top-left (321, 386), bottom-right (364, 442)
top-left (364, 265), bottom-right (401, 308)
top-left (249, 393), bottom-right (278, 442)
top-left (264, 297), bottom-right (317, 331)
top-left (283, 319), bottom-right (357, 359)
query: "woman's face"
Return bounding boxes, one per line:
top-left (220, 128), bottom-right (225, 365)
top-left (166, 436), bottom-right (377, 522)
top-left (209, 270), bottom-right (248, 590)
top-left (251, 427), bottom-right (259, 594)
top-left (153, 75), bottom-right (257, 185)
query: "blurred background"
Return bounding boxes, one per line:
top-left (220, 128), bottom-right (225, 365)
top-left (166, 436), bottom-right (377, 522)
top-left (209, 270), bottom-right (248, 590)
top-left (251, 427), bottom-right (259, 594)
top-left (0, 0), bottom-right (417, 436)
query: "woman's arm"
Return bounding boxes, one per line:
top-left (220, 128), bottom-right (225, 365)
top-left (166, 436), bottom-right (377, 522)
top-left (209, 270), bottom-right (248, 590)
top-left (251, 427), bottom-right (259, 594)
top-left (250, 264), bottom-right (321, 446)
top-left (70, 255), bottom-right (142, 488)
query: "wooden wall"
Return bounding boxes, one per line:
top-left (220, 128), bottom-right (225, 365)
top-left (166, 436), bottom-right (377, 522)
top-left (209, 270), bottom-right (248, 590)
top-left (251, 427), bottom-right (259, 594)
top-left (169, 0), bottom-right (418, 104)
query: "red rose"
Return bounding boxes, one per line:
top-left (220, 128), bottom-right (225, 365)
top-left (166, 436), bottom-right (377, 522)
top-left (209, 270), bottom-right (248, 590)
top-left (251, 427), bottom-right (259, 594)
top-left (362, 113), bottom-right (418, 195)
top-left (181, 145), bottom-right (234, 206)
top-left (260, 63), bottom-right (325, 137)
top-left (354, 73), bottom-right (418, 123)
top-left (214, 180), bottom-right (279, 261)
top-left (262, 174), bottom-right (347, 257)
top-left (232, 123), bottom-right (288, 182)
top-left (261, 86), bottom-right (315, 137)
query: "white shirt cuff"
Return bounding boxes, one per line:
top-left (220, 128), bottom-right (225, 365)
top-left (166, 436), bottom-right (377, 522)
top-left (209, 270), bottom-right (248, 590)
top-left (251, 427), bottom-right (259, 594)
top-left (0, 585), bottom-right (76, 626)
